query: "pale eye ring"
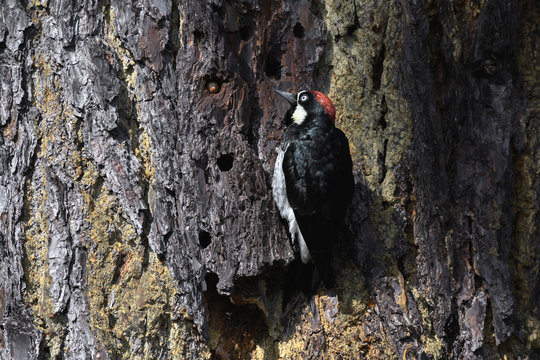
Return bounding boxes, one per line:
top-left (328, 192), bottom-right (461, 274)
top-left (300, 94), bottom-right (308, 102)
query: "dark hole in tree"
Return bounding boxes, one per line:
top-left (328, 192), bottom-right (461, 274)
top-left (265, 49), bottom-right (282, 79)
top-left (204, 272), bottom-right (219, 292)
top-left (108, 124), bottom-right (129, 143)
top-left (193, 29), bottom-right (203, 43)
top-left (239, 25), bottom-right (252, 41)
top-left (199, 230), bottom-right (211, 249)
top-left (373, 44), bottom-right (386, 91)
top-left (293, 22), bottom-right (305, 38)
top-left (211, 3), bottom-right (225, 17)
top-left (204, 271), bottom-right (268, 359)
top-left (379, 96), bottom-right (387, 129)
top-left (217, 153), bottom-right (234, 171)
top-left (108, 314), bottom-right (116, 328)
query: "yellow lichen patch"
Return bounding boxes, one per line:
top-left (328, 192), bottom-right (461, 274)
top-left (137, 128), bottom-right (156, 180)
top-left (316, 297), bottom-right (365, 357)
top-left (82, 177), bottom-right (195, 358)
top-left (320, 304), bottom-right (396, 360)
top-left (32, 53), bottom-right (60, 137)
top-left (178, 10), bottom-right (185, 47)
top-left (276, 318), bottom-right (312, 357)
top-left (410, 287), bottom-right (444, 358)
top-left (23, 170), bottom-right (70, 358)
top-left (103, 5), bottom-right (137, 92)
top-left (316, 266), bottom-right (393, 359)
top-left (410, 288), bottom-right (431, 332)
top-left (29, 29), bottom-right (182, 358)
top-left (421, 334), bottom-right (444, 359)
top-left (22, 178), bottom-right (50, 310)
top-left (525, 316), bottom-right (540, 350)
top-left (32, 50), bottom-right (85, 181)
top-left (28, 0), bottom-right (47, 8)
top-left (103, 5), bottom-right (156, 186)
top-left (22, 5), bottom-right (195, 359)
top-left (22, 49), bottom-right (87, 358)
top-left (273, 265), bottom-right (392, 359)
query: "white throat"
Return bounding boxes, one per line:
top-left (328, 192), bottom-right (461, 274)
top-left (291, 104), bottom-right (307, 124)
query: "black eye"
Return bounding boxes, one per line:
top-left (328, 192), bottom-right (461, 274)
top-left (299, 94), bottom-right (308, 102)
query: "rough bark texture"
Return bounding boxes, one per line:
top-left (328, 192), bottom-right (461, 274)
top-left (0, 0), bottom-right (538, 359)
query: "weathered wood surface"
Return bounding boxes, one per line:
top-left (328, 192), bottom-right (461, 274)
top-left (0, 0), bottom-right (538, 358)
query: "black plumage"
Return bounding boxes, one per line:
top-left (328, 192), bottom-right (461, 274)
top-left (272, 89), bottom-right (354, 305)
top-left (283, 124), bottom-right (353, 287)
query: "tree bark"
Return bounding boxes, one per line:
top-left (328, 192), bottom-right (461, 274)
top-left (0, 0), bottom-right (538, 359)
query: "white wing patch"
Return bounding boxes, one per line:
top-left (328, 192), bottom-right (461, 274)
top-left (272, 144), bottom-right (312, 263)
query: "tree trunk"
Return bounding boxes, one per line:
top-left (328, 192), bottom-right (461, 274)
top-left (0, 0), bottom-right (538, 358)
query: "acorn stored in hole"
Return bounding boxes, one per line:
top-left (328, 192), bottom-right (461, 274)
top-left (207, 80), bottom-right (220, 94)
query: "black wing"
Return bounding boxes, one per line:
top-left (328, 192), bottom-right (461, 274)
top-left (282, 127), bottom-right (354, 290)
top-left (282, 127), bottom-right (354, 219)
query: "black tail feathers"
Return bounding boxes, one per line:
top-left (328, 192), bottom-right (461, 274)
top-left (281, 258), bottom-right (335, 311)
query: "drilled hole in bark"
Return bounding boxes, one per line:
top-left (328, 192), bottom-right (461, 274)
top-left (217, 153), bottom-right (234, 171)
top-left (211, 3), bottom-right (225, 17)
top-left (205, 272), bottom-right (219, 292)
top-left (199, 230), bottom-right (211, 248)
top-left (239, 25), bottom-right (252, 41)
top-left (373, 44), bottom-right (386, 91)
top-left (108, 314), bottom-right (116, 328)
top-left (293, 22), bottom-right (305, 38)
top-left (265, 49), bottom-right (282, 79)
top-left (379, 96), bottom-right (388, 129)
top-left (193, 29), bottom-right (203, 43)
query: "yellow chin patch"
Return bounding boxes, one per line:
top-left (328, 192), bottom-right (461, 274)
top-left (292, 104), bottom-right (307, 124)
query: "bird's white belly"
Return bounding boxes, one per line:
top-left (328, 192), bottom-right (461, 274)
top-left (272, 145), bottom-right (312, 263)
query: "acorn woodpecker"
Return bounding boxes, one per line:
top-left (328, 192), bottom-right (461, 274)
top-left (272, 89), bottom-right (354, 299)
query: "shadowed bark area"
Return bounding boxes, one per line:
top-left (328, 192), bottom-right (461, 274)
top-left (0, 0), bottom-right (538, 359)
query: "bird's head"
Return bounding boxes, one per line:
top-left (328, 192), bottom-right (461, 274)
top-left (273, 89), bottom-right (336, 126)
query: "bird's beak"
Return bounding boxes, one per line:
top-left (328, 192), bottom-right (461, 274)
top-left (273, 89), bottom-right (297, 105)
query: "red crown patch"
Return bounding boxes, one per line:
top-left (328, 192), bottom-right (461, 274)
top-left (310, 91), bottom-right (336, 123)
